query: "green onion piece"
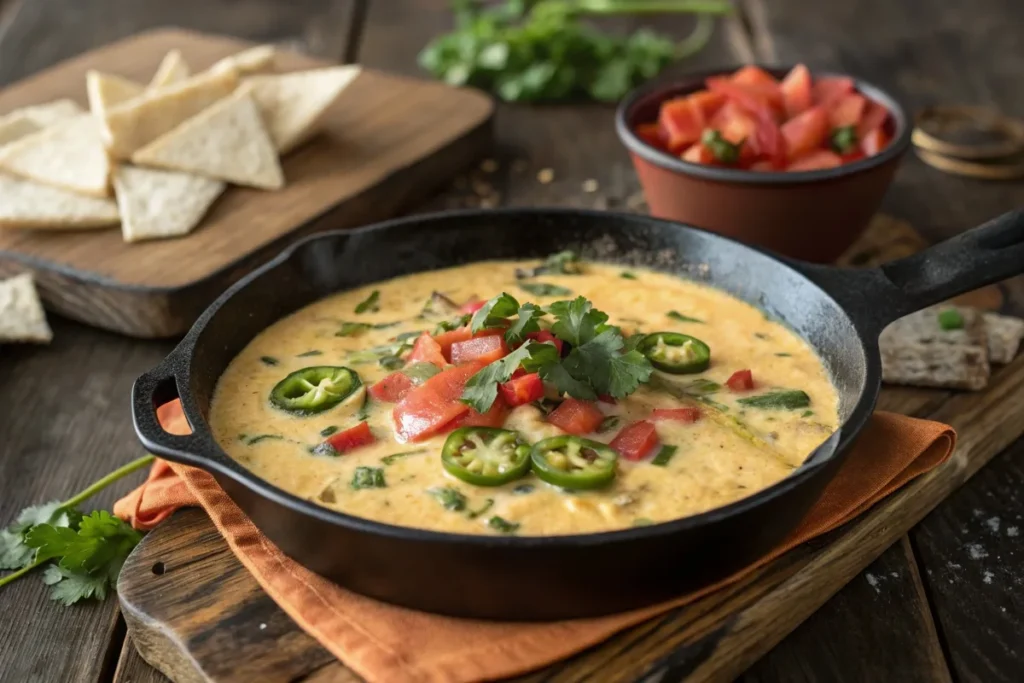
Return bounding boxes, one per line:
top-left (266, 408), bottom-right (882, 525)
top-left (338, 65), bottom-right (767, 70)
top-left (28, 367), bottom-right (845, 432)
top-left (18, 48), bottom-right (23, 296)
top-left (620, 271), bottom-right (637, 280)
top-left (311, 442), bottom-right (338, 457)
top-left (598, 416), bottom-right (620, 433)
top-left (651, 445), bottom-right (677, 467)
top-left (355, 290), bottom-right (380, 314)
top-left (488, 516), bottom-right (520, 534)
top-left (337, 322), bottom-right (372, 337)
top-left (394, 330), bottom-right (426, 342)
top-left (379, 355), bottom-right (405, 371)
top-left (667, 310), bottom-right (704, 323)
top-left (320, 426), bottom-right (338, 437)
top-left (260, 356), bottom-right (279, 366)
top-left (428, 486), bottom-right (467, 511)
top-left (381, 449), bottom-right (426, 465)
top-left (466, 498), bottom-right (494, 519)
top-left (775, 352), bottom-right (792, 357)
top-left (737, 390), bottom-right (811, 410)
top-left (801, 410), bottom-right (814, 418)
top-left (350, 466), bottom-right (386, 490)
top-left (938, 309), bottom-right (965, 330)
top-left (519, 282), bottom-right (572, 297)
top-left (245, 434), bottom-right (282, 445)
top-left (297, 350), bottom-right (322, 357)
top-left (632, 518), bottom-right (654, 527)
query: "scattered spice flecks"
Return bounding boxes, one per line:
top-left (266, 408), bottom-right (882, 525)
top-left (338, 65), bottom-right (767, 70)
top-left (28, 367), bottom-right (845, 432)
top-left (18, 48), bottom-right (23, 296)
top-left (985, 516), bottom-right (1001, 534)
top-left (1008, 526), bottom-right (1020, 537)
top-left (966, 543), bottom-right (989, 560)
top-left (537, 168), bottom-right (554, 184)
top-left (983, 570), bottom-right (995, 584)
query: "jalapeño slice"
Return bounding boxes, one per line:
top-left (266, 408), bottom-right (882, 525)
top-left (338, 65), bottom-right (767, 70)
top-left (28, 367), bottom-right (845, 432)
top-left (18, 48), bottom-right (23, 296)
top-left (269, 366), bottom-right (361, 415)
top-left (530, 435), bottom-right (618, 490)
top-left (638, 332), bottom-right (711, 374)
top-left (441, 427), bottom-right (532, 486)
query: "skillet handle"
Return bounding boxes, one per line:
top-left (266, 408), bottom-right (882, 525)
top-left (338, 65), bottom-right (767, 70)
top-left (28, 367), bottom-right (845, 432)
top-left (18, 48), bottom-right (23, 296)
top-left (794, 209), bottom-right (1024, 335)
top-left (131, 360), bottom-right (211, 467)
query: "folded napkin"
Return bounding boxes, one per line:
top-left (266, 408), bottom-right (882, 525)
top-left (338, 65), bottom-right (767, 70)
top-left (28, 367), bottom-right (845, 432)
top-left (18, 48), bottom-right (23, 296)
top-left (115, 400), bottom-right (954, 683)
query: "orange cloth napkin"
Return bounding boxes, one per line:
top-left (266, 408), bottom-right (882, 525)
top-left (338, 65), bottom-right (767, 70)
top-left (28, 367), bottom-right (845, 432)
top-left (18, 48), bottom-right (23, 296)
top-left (115, 400), bottom-right (955, 683)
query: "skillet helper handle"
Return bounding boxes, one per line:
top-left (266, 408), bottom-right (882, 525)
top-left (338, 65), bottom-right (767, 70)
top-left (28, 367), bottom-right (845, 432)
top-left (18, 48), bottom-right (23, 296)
top-left (131, 362), bottom-right (208, 466)
top-left (799, 209), bottom-right (1024, 334)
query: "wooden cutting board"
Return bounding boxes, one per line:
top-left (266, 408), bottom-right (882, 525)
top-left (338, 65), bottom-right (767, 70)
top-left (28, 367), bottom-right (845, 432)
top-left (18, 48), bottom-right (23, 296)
top-left (112, 216), bottom-right (1022, 683)
top-left (0, 29), bottom-right (494, 338)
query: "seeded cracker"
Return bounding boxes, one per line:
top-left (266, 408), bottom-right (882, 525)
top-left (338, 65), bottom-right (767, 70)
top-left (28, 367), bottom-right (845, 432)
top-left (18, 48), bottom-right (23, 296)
top-left (879, 305), bottom-right (989, 390)
top-left (0, 273), bottom-right (52, 343)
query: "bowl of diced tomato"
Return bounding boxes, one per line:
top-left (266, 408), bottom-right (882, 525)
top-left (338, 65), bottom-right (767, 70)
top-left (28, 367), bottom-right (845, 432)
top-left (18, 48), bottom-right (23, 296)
top-left (615, 64), bottom-right (910, 262)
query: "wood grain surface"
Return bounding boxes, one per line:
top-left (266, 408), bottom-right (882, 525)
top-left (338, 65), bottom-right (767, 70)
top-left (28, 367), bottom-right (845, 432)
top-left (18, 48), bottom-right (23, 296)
top-left (0, 27), bottom-right (493, 337)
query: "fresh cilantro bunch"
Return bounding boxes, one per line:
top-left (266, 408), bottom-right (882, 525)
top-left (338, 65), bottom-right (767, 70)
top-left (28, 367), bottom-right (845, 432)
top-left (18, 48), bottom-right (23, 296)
top-left (0, 455), bottom-right (153, 605)
top-left (461, 293), bottom-right (653, 412)
top-left (419, 0), bottom-right (732, 103)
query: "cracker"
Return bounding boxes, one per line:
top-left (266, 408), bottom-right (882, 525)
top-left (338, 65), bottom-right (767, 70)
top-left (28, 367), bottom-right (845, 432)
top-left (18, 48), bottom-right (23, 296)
top-left (114, 165), bottom-right (224, 242)
top-left (879, 306), bottom-right (990, 390)
top-left (86, 70), bottom-right (144, 119)
top-left (103, 66), bottom-right (239, 159)
top-left (983, 312), bottom-right (1024, 364)
top-left (0, 114), bottom-right (39, 147)
top-left (0, 272), bottom-right (53, 343)
top-left (132, 88), bottom-right (283, 190)
top-left (211, 45), bottom-right (276, 75)
top-left (0, 113), bottom-right (110, 197)
top-left (17, 99), bottom-right (85, 127)
top-left (246, 65), bottom-right (360, 153)
top-left (148, 49), bottom-right (191, 90)
top-left (0, 174), bottom-right (119, 230)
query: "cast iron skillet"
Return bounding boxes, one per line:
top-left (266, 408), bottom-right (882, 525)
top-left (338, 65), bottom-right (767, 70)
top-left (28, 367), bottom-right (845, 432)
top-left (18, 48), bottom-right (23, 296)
top-left (132, 208), bottom-right (1024, 621)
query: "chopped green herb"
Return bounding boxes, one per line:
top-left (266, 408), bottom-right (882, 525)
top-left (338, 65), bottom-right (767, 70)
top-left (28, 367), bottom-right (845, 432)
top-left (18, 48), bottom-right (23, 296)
top-left (512, 484), bottom-right (535, 495)
top-left (245, 434), bottom-right (283, 446)
top-left (320, 426), bottom-right (338, 437)
top-left (311, 442), bottom-right (338, 457)
top-left (394, 330), bottom-right (426, 342)
top-left (632, 518), bottom-right (654, 527)
top-left (461, 342), bottom-right (559, 413)
top-left (488, 516), bottom-right (520, 534)
top-left (938, 309), bottom-right (965, 330)
top-left (667, 311), bottom-right (704, 323)
top-left (519, 282), bottom-right (572, 297)
top-left (433, 314), bottom-right (472, 334)
top-left (830, 125), bottom-right (858, 154)
top-left (336, 322), bottom-right (372, 337)
top-left (381, 449), bottom-right (426, 466)
top-left (651, 445), bottom-right (677, 467)
top-left (701, 129), bottom-right (742, 164)
top-left (598, 416), bottom-right (620, 433)
top-left (620, 271), bottom-right (637, 280)
top-left (737, 390), bottom-right (811, 410)
top-left (699, 397), bottom-right (731, 412)
top-left (801, 410), bottom-right (814, 418)
top-left (470, 292), bottom-right (520, 333)
top-left (504, 302), bottom-right (544, 345)
top-left (357, 394), bottom-right (372, 422)
top-left (296, 350), bottom-right (322, 357)
top-left (402, 362), bottom-right (442, 385)
top-left (379, 355), bottom-right (406, 371)
top-left (775, 352), bottom-right (792, 357)
top-left (467, 498), bottom-right (494, 519)
top-left (350, 467), bottom-right (386, 490)
top-left (260, 356), bottom-right (279, 366)
top-left (683, 378), bottom-right (721, 395)
top-left (516, 250), bottom-right (582, 278)
top-left (754, 333), bottom-right (770, 340)
top-left (348, 341), bottom-right (410, 365)
top-left (355, 290), bottom-right (381, 314)
top-left (428, 486), bottom-right (467, 511)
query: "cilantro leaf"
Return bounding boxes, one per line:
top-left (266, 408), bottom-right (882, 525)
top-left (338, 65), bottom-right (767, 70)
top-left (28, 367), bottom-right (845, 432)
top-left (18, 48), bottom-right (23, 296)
top-left (558, 329), bottom-right (651, 398)
top-left (43, 565), bottom-right (110, 606)
top-left (605, 348), bottom-right (654, 398)
top-left (26, 510), bottom-right (141, 574)
top-left (539, 362), bottom-right (597, 400)
top-left (519, 340), bottom-right (560, 373)
top-left (461, 342), bottom-right (547, 412)
top-left (355, 290), bottom-right (380, 314)
top-left (0, 501), bottom-right (77, 570)
top-left (548, 296), bottom-right (609, 346)
top-left (470, 293), bottom-right (520, 333)
top-left (504, 302), bottom-right (544, 345)
top-left (0, 529), bottom-right (34, 570)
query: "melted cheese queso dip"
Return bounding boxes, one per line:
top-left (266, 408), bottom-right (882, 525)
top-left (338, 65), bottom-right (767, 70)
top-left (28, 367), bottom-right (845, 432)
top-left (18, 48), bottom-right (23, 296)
top-left (209, 258), bottom-right (839, 536)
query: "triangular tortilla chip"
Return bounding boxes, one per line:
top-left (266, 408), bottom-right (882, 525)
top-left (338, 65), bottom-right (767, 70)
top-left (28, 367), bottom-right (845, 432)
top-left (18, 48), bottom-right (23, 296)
top-left (0, 273), bottom-right (52, 343)
top-left (17, 99), bottom-right (85, 127)
top-left (0, 114), bottom-right (110, 197)
top-left (0, 114), bottom-right (39, 147)
top-left (246, 65), bottom-right (360, 153)
top-left (86, 70), bottom-right (144, 119)
top-left (103, 66), bottom-right (238, 159)
top-left (211, 45), bottom-right (276, 75)
top-left (149, 49), bottom-right (191, 90)
top-left (0, 174), bottom-right (119, 230)
top-left (132, 89), bottom-right (283, 190)
top-left (114, 165), bottom-right (224, 242)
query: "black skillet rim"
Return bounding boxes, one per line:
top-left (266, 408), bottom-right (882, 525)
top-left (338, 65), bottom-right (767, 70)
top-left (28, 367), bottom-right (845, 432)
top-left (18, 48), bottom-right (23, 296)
top-left (161, 207), bottom-right (880, 549)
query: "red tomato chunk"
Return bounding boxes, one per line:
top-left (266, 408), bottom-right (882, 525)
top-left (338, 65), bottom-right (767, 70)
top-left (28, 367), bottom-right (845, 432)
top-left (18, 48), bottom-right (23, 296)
top-left (650, 407), bottom-right (701, 423)
top-left (610, 420), bottom-right (660, 461)
top-left (499, 373), bottom-right (544, 407)
top-left (726, 369), bottom-right (755, 392)
top-left (459, 298), bottom-right (486, 314)
top-left (547, 398), bottom-right (605, 435)
top-left (392, 362), bottom-right (484, 442)
top-left (325, 421), bottom-right (376, 453)
top-left (368, 371), bottom-right (414, 403)
top-left (450, 335), bottom-right (509, 365)
top-left (526, 329), bottom-right (564, 355)
top-left (448, 396), bottom-right (509, 430)
top-left (408, 332), bottom-right (446, 368)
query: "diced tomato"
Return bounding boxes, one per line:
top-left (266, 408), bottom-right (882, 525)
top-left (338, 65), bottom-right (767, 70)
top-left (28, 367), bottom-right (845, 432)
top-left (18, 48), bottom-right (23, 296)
top-left (857, 100), bottom-right (889, 138)
top-left (841, 150), bottom-right (866, 163)
top-left (712, 100), bottom-right (758, 145)
top-left (861, 128), bottom-right (889, 156)
top-left (498, 373), bottom-right (544, 407)
top-left (547, 398), bottom-right (605, 435)
top-left (732, 65), bottom-right (778, 88)
top-left (752, 114), bottom-right (788, 167)
top-left (650, 407), bottom-right (702, 423)
top-left (787, 150), bottom-right (843, 171)
top-left (688, 90), bottom-right (727, 118)
top-left (658, 97), bottom-right (705, 152)
top-left (813, 76), bottom-right (855, 106)
top-left (408, 332), bottom-right (446, 368)
top-left (681, 142), bottom-right (714, 164)
top-left (749, 160), bottom-right (776, 171)
top-left (598, 394), bottom-right (616, 404)
top-left (706, 76), bottom-right (784, 121)
top-left (392, 362), bottom-right (484, 442)
top-left (447, 395), bottom-right (509, 430)
top-left (609, 420), bottom-right (660, 461)
top-left (634, 122), bottom-right (666, 150)
top-left (433, 326), bottom-right (502, 363)
top-left (828, 93), bottom-right (866, 128)
top-left (325, 421), bottom-right (376, 453)
top-left (368, 371), bottom-right (414, 403)
top-left (526, 329), bottom-right (564, 355)
top-left (450, 335), bottom-right (509, 365)
top-left (459, 298), bottom-right (486, 314)
top-left (725, 369), bottom-right (755, 392)
top-left (779, 64), bottom-right (813, 118)
top-left (781, 106), bottom-right (830, 160)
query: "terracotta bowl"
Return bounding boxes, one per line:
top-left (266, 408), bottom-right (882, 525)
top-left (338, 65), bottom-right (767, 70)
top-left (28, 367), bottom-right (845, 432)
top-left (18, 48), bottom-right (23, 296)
top-left (615, 66), bottom-right (912, 263)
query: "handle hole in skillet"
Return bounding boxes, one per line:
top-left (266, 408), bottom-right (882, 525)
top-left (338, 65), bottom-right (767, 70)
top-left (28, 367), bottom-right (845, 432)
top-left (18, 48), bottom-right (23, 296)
top-left (150, 376), bottom-right (196, 437)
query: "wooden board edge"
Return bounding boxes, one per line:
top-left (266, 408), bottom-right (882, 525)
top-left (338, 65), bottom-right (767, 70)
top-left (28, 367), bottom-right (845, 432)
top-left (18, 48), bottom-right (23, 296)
top-left (121, 595), bottom-right (207, 683)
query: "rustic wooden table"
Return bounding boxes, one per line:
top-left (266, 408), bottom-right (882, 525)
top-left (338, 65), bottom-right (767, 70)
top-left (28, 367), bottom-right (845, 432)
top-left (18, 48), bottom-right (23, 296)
top-left (1, 1), bottom-right (1022, 682)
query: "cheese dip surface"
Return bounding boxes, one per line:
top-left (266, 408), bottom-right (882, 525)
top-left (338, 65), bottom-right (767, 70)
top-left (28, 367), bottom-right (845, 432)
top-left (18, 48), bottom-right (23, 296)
top-left (209, 258), bottom-right (838, 536)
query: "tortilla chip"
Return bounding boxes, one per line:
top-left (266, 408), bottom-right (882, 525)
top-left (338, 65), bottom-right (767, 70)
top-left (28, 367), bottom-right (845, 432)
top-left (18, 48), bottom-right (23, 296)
top-left (879, 306), bottom-right (990, 390)
top-left (0, 174), bottom-right (119, 230)
top-left (0, 114), bottom-right (39, 147)
top-left (132, 88), bottom-right (283, 190)
top-left (114, 165), bottom-right (224, 242)
top-left (103, 66), bottom-right (239, 159)
top-left (246, 65), bottom-right (360, 153)
top-left (211, 44), bottom-right (276, 75)
top-left (149, 49), bottom-right (191, 90)
top-left (0, 272), bottom-right (52, 343)
top-left (87, 70), bottom-right (144, 120)
top-left (0, 113), bottom-right (110, 197)
top-left (17, 99), bottom-right (85, 127)
top-left (983, 312), bottom-right (1024, 364)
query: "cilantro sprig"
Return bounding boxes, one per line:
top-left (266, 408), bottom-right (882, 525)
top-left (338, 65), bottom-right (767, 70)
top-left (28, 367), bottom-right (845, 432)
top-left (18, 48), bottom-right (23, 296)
top-left (0, 455), bottom-right (154, 605)
top-left (460, 293), bottom-right (653, 412)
